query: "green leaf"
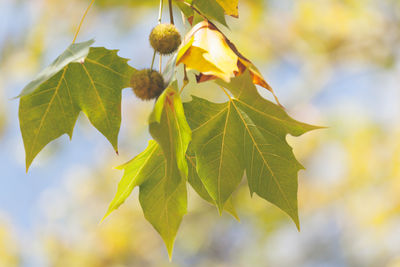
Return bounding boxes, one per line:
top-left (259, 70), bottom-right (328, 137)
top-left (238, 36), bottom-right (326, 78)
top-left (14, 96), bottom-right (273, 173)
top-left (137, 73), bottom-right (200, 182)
top-left (105, 84), bottom-right (191, 257)
top-left (193, 0), bottom-right (228, 27)
top-left (102, 140), bottom-right (159, 221)
top-left (139, 145), bottom-right (187, 259)
top-left (105, 140), bottom-right (187, 258)
top-left (174, 1), bottom-right (194, 19)
top-left (185, 71), bottom-right (319, 228)
top-left (184, 96), bottom-right (245, 212)
top-left (149, 84), bottom-right (192, 180)
top-left (18, 41), bottom-right (135, 170)
top-left (179, 0), bottom-right (228, 27)
top-left (18, 40), bottom-right (95, 97)
top-left (147, 86), bottom-right (191, 257)
top-left (218, 71), bottom-right (320, 138)
top-left (186, 148), bottom-right (239, 219)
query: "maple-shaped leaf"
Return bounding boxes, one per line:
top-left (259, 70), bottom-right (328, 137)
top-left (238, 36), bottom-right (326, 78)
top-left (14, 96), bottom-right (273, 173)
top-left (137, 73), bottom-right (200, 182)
top-left (104, 84), bottom-right (190, 257)
top-left (177, 20), bottom-right (281, 105)
top-left (184, 95), bottom-right (245, 211)
top-left (138, 142), bottom-right (187, 260)
top-left (18, 40), bottom-right (135, 170)
top-left (104, 140), bottom-right (187, 258)
top-left (149, 83), bottom-right (192, 180)
top-left (18, 40), bottom-right (94, 97)
top-left (184, 71), bottom-right (319, 228)
top-left (102, 140), bottom-right (159, 221)
top-left (186, 148), bottom-right (239, 219)
top-left (147, 85), bottom-right (191, 257)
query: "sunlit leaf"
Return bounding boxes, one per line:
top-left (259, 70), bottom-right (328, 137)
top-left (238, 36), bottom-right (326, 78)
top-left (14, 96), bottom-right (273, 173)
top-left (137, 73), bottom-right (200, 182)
top-left (177, 20), bottom-right (281, 105)
top-left (149, 84), bottom-right (192, 179)
top-left (185, 71), bottom-right (319, 227)
top-left (106, 139), bottom-right (187, 259)
top-left (102, 140), bottom-right (159, 221)
top-left (184, 96), bottom-right (245, 211)
top-left (177, 21), bottom-right (238, 82)
top-left (147, 86), bottom-right (191, 257)
top-left (138, 144), bottom-right (187, 259)
top-left (18, 40), bottom-right (95, 97)
top-left (187, 148), bottom-right (239, 219)
top-left (19, 41), bottom-right (135, 170)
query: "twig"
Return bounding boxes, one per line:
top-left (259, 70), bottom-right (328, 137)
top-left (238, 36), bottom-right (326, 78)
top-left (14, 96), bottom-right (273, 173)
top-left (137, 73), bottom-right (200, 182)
top-left (168, 0), bottom-right (174, 24)
top-left (150, 50), bottom-right (157, 70)
top-left (179, 65), bottom-right (189, 94)
top-left (72, 0), bottom-right (95, 43)
top-left (152, 0), bottom-right (164, 71)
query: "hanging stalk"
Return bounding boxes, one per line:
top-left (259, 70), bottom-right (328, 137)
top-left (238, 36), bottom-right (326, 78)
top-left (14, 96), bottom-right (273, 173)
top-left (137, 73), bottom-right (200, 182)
top-left (151, 0), bottom-right (164, 70)
top-left (168, 0), bottom-right (174, 25)
top-left (159, 0), bottom-right (164, 72)
top-left (72, 0), bottom-right (95, 43)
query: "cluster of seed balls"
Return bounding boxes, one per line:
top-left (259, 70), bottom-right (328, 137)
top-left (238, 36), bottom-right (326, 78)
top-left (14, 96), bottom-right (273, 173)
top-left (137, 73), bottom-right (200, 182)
top-left (130, 23), bottom-right (182, 100)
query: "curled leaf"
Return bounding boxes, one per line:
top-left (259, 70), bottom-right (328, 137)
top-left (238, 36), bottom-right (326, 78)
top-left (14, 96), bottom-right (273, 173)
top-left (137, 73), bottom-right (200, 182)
top-left (177, 20), bottom-right (281, 106)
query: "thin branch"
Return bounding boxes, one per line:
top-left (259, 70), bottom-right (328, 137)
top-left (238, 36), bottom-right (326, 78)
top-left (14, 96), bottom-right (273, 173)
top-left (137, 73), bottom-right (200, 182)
top-left (72, 0), bottom-right (95, 43)
top-left (150, 50), bottom-right (157, 70)
top-left (183, 65), bottom-right (188, 83)
top-left (159, 55), bottom-right (162, 73)
top-left (168, 0), bottom-right (174, 24)
top-left (152, 0), bottom-right (163, 71)
top-left (179, 65), bottom-right (189, 94)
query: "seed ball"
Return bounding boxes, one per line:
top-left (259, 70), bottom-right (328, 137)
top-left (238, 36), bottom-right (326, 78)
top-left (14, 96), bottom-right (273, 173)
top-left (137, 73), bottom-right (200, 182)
top-left (130, 69), bottom-right (165, 100)
top-left (149, 23), bottom-right (182, 55)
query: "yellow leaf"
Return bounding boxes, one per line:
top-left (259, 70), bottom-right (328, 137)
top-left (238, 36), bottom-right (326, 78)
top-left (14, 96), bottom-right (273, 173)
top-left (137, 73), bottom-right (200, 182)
top-left (177, 20), bottom-right (282, 106)
top-left (177, 21), bottom-right (238, 82)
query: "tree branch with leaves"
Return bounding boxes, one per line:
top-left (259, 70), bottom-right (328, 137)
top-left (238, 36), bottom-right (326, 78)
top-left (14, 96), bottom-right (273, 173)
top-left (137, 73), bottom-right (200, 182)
top-left (17, 0), bottom-right (320, 259)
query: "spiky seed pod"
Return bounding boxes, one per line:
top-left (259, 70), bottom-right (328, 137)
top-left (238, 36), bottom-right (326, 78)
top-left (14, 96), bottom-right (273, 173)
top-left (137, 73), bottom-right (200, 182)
top-left (130, 69), bottom-right (165, 100)
top-left (149, 23), bottom-right (182, 55)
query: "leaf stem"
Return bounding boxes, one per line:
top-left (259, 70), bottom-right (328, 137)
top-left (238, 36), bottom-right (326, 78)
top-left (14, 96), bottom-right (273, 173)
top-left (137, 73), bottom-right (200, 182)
top-left (168, 0), bottom-right (174, 24)
top-left (72, 0), bottom-right (95, 44)
top-left (179, 65), bottom-right (188, 94)
top-left (183, 65), bottom-right (188, 82)
top-left (152, 0), bottom-right (163, 71)
top-left (158, 55), bottom-right (162, 73)
top-left (151, 50), bottom-right (157, 70)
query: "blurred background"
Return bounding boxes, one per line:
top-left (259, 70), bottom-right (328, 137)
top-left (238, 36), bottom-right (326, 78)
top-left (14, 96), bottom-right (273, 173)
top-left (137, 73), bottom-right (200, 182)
top-left (1, 0), bottom-right (400, 266)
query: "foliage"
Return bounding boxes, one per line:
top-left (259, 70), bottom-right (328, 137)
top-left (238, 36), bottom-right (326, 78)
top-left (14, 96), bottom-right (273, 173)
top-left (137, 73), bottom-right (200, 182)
top-left (17, 0), bottom-right (318, 257)
top-left (19, 40), bottom-right (135, 170)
